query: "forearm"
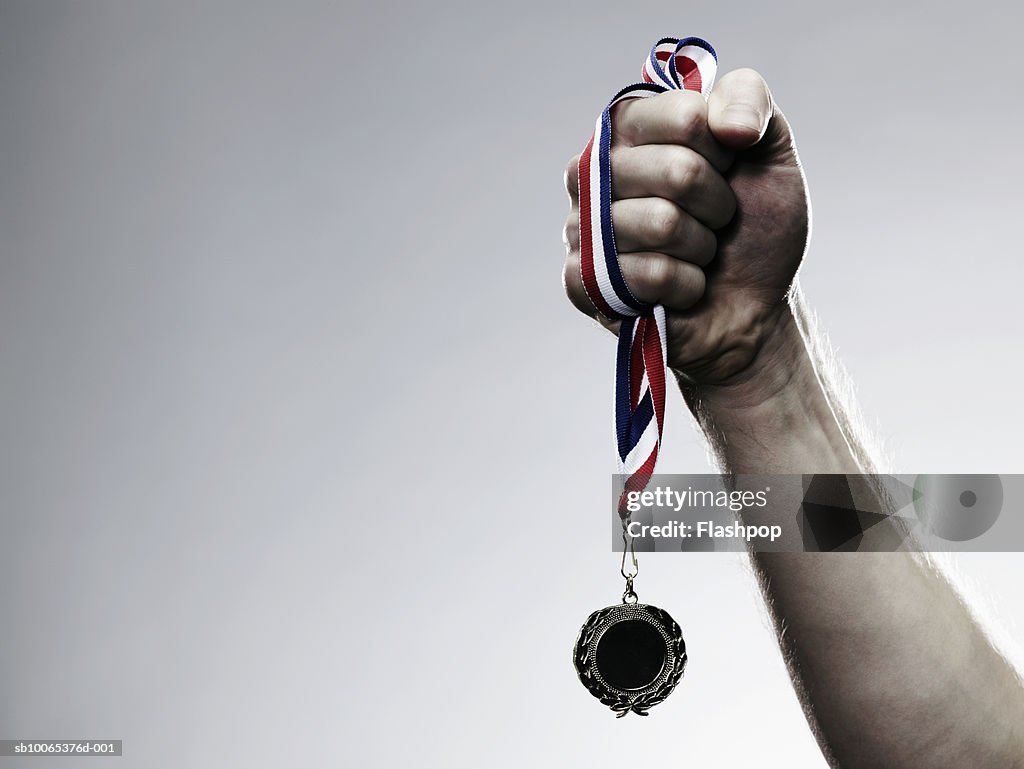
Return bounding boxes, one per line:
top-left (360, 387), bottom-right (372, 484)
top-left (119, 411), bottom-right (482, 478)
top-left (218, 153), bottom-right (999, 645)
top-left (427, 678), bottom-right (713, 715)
top-left (679, 286), bottom-right (1024, 768)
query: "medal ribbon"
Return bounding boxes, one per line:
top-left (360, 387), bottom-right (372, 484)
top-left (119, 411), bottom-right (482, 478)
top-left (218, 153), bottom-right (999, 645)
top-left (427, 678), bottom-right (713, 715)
top-left (577, 37), bottom-right (718, 516)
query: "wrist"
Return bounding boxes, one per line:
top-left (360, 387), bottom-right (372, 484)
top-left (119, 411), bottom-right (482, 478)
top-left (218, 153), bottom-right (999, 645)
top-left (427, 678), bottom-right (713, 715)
top-left (676, 293), bottom-right (860, 473)
top-left (677, 298), bottom-right (807, 411)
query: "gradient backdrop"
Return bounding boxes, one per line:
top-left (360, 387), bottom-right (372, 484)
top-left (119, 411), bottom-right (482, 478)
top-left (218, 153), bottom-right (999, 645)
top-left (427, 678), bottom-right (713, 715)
top-left (2, 1), bottom-right (1022, 767)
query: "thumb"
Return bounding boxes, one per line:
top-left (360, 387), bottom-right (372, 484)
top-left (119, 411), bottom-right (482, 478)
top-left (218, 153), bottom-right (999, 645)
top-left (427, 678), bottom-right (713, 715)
top-left (708, 68), bottom-right (791, 155)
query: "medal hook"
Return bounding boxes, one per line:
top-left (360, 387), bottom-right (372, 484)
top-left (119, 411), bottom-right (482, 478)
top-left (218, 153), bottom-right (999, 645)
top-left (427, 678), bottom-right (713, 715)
top-left (620, 516), bottom-right (638, 579)
top-left (622, 576), bottom-right (639, 604)
top-left (620, 516), bottom-right (639, 603)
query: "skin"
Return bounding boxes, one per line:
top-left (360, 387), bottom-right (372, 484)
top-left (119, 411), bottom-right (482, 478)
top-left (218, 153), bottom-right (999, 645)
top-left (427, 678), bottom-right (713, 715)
top-left (562, 69), bottom-right (1024, 767)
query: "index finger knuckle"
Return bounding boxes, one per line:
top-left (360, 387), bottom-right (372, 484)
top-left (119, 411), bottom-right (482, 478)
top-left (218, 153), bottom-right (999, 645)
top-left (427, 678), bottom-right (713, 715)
top-left (665, 91), bottom-right (708, 144)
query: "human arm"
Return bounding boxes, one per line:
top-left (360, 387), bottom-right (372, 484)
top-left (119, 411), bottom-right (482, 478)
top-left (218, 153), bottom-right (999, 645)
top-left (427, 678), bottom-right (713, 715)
top-left (683, 286), bottom-right (1024, 768)
top-left (562, 67), bottom-right (1024, 767)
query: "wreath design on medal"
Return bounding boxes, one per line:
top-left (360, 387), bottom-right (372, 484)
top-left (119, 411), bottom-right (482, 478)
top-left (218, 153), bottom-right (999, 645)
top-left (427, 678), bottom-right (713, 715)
top-left (573, 603), bottom-right (687, 717)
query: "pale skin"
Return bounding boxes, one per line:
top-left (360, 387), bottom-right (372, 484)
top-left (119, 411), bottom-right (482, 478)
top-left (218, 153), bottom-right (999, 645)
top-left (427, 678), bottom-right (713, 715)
top-left (562, 69), bottom-right (1024, 767)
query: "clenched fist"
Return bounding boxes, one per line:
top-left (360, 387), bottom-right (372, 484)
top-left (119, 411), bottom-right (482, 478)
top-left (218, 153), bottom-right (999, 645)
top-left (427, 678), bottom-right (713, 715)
top-left (563, 69), bottom-right (809, 386)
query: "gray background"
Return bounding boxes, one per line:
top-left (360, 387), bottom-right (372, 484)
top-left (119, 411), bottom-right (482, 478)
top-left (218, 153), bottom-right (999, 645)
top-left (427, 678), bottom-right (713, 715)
top-left (2, 1), bottom-right (1022, 767)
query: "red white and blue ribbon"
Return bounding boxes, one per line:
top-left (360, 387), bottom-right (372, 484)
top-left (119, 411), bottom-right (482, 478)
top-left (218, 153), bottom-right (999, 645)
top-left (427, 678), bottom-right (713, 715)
top-left (577, 37), bottom-right (717, 514)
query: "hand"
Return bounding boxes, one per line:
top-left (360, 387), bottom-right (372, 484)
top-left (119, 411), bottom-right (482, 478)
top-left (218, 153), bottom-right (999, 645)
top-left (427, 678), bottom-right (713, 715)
top-left (563, 69), bottom-right (809, 386)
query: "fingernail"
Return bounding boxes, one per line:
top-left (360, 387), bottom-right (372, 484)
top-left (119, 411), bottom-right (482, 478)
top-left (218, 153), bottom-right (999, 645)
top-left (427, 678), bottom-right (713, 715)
top-left (721, 104), bottom-right (763, 134)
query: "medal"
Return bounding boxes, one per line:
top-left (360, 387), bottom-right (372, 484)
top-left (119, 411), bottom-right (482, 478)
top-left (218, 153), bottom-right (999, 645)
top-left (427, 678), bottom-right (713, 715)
top-left (572, 36), bottom-right (717, 715)
top-left (574, 573), bottom-right (687, 717)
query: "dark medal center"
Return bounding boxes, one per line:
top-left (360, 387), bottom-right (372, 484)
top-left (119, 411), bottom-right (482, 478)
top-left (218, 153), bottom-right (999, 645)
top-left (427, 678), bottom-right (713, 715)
top-left (594, 619), bottom-right (667, 690)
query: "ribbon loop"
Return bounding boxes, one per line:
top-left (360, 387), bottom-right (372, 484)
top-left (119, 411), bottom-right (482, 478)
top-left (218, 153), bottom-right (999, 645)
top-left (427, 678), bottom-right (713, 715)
top-left (577, 37), bottom-right (718, 503)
